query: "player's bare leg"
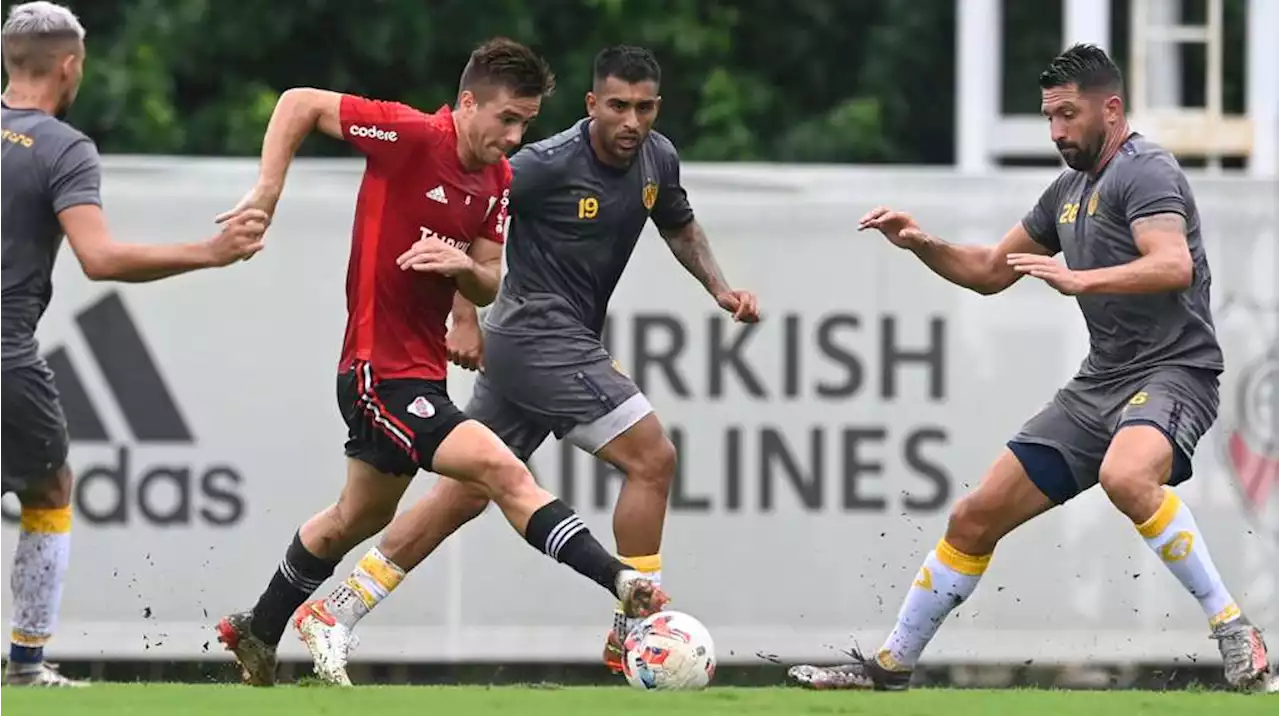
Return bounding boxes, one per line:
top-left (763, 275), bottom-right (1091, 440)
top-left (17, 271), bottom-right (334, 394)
top-left (217, 460), bottom-right (409, 686)
top-left (4, 465), bottom-right (86, 688)
top-left (592, 412), bottom-right (677, 672)
top-left (299, 420), bottom-right (668, 686)
top-left (788, 448), bottom-right (1053, 691)
top-left (1100, 424), bottom-right (1271, 690)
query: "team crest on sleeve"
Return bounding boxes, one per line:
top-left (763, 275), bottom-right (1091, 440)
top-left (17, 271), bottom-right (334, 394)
top-left (642, 180), bottom-right (659, 211)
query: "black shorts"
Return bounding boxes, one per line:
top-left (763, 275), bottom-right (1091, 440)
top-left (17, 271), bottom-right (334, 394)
top-left (337, 361), bottom-right (468, 477)
top-left (2, 363), bottom-right (71, 494)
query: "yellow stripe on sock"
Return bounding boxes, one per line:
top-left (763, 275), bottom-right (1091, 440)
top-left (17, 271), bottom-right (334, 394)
top-left (1210, 602), bottom-right (1241, 628)
top-left (344, 577), bottom-right (378, 609)
top-left (10, 629), bottom-right (50, 647)
top-left (1136, 489), bottom-right (1181, 539)
top-left (357, 552), bottom-right (405, 591)
top-left (620, 554), bottom-right (662, 573)
top-left (19, 506), bottom-right (72, 534)
top-left (935, 539), bottom-right (991, 577)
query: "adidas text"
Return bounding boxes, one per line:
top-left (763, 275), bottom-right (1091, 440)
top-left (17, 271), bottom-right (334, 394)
top-left (348, 124), bottom-right (398, 142)
top-left (0, 446), bottom-right (245, 527)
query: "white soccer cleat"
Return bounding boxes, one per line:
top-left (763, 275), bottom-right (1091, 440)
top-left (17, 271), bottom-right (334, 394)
top-left (292, 600), bottom-right (359, 687)
top-left (3, 661), bottom-right (88, 687)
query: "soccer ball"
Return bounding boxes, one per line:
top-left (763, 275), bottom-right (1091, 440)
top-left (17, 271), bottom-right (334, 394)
top-left (621, 611), bottom-right (716, 691)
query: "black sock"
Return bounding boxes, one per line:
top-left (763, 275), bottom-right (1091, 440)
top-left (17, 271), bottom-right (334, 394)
top-left (524, 499), bottom-right (627, 596)
top-left (249, 531), bottom-right (339, 646)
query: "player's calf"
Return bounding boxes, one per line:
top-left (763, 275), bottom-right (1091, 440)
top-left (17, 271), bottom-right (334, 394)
top-left (7, 468), bottom-right (76, 686)
top-left (434, 421), bottom-right (670, 612)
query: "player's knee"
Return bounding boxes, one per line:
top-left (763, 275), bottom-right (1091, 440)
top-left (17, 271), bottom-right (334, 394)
top-left (1098, 458), bottom-right (1156, 513)
top-left (332, 494), bottom-right (397, 542)
top-left (625, 435), bottom-right (677, 490)
top-left (945, 492), bottom-right (1007, 555)
top-left (445, 479), bottom-right (491, 519)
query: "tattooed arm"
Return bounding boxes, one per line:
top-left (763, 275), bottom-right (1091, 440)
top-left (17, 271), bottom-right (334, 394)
top-left (1077, 213), bottom-right (1194, 294)
top-left (659, 219), bottom-right (731, 296)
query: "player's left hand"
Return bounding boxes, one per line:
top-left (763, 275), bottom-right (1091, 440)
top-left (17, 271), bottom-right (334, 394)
top-left (715, 289), bottom-right (761, 323)
top-left (396, 238), bottom-right (474, 277)
top-left (1007, 253), bottom-right (1087, 295)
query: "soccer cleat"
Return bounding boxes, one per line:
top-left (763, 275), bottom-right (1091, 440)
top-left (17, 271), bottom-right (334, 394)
top-left (605, 572), bottom-right (670, 674)
top-left (216, 610), bottom-right (278, 686)
top-left (603, 629), bottom-right (626, 674)
top-left (614, 571), bottom-right (670, 620)
top-left (2, 661), bottom-right (88, 687)
top-left (292, 599), bottom-right (359, 687)
top-left (1213, 617), bottom-right (1273, 690)
top-left (786, 648), bottom-right (913, 691)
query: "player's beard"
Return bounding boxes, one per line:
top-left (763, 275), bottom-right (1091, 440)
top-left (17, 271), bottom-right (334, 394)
top-left (1058, 127), bottom-right (1104, 172)
top-left (54, 82), bottom-right (78, 120)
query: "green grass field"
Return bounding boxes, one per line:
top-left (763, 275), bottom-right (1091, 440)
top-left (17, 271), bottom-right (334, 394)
top-left (2, 684), bottom-right (1277, 716)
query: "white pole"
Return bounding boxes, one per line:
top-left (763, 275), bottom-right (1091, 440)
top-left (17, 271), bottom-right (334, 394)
top-left (1247, 0), bottom-right (1278, 177)
top-left (956, 0), bottom-right (1000, 173)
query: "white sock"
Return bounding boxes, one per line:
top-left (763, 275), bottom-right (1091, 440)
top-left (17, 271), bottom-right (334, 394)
top-left (9, 506), bottom-right (73, 669)
top-left (614, 554), bottom-right (661, 636)
top-left (878, 538), bottom-right (990, 671)
top-left (1136, 488), bottom-right (1240, 627)
top-left (323, 547), bottom-right (406, 630)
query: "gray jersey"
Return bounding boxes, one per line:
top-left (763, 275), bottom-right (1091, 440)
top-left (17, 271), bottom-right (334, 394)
top-left (488, 119), bottom-right (693, 335)
top-left (1021, 133), bottom-right (1223, 380)
top-left (2, 104), bottom-right (102, 371)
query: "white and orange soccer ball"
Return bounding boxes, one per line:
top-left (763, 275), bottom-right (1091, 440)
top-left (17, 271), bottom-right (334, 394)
top-left (621, 611), bottom-right (716, 691)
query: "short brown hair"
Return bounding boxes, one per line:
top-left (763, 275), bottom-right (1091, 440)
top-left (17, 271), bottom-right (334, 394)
top-left (458, 37), bottom-right (556, 101)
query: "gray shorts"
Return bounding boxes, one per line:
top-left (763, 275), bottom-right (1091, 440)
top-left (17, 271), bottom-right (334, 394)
top-left (2, 363), bottom-right (71, 494)
top-left (467, 320), bottom-right (652, 461)
top-left (1010, 365), bottom-right (1220, 504)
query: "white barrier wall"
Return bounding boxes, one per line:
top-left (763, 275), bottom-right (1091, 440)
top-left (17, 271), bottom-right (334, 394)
top-left (2, 158), bottom-right (1275, 665)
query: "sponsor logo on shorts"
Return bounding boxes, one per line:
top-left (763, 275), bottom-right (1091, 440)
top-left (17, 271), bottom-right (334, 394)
top-left (407, 396), bottom-right (436, 419)
top-left (1127, 391), bottom-right (1149, 406)
top-left (348, 124), bottom-right (398, 142)
top-left (1, 292), bottom-right (246, 528)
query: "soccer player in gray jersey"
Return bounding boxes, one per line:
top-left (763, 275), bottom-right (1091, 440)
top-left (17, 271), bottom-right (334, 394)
top-left (788, 44), bottom-right (1273, 693)
top-left (306, 45), bottom-right (759, 678)
top-left (0, 1), bottom-right (266, 687)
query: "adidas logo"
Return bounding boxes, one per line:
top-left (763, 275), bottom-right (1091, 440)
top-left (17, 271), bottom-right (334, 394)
top-left (45, 292), bottom-right (191, 443)
top-left (0, 291), bottom-right (246, 528)
top-left (426, 185), bottom-right (448, 204)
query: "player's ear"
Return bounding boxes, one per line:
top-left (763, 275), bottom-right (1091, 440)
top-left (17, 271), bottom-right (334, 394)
top-left (458, 89), bottom-right (478, 115)
top-left (585, 91), bottom-right (597, 117)
top-left (1103, 93), bottom-right (1123, 123)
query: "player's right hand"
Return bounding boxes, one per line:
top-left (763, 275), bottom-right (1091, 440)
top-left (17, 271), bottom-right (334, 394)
top-left (857, 206), bottom-right (926, 249)
top-left (206, 209), bottom-right (268, 267)
top-left (215, 185), bottom-right (280, 261)
top-left (216, 184), bottom-right (281, 225)
top-left (446, 320), bottom-right (484, 372)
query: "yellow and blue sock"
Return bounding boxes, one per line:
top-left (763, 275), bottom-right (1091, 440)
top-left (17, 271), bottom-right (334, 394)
top-left (8, 506), bottom-right (73, 670)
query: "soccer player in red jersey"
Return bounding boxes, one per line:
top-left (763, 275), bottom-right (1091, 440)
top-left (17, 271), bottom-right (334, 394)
top-left (213, 38), bottom-right (669, 687)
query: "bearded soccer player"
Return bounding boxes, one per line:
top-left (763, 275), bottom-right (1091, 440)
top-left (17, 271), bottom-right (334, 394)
top-left (295, 45), bottom-right (759, 684)
top-left (213, 38), bottom-right (668, 687)
top-left (1, 1), bottom-right (267, 687)
top-left (786, 43), bottom-right (1273, 693)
